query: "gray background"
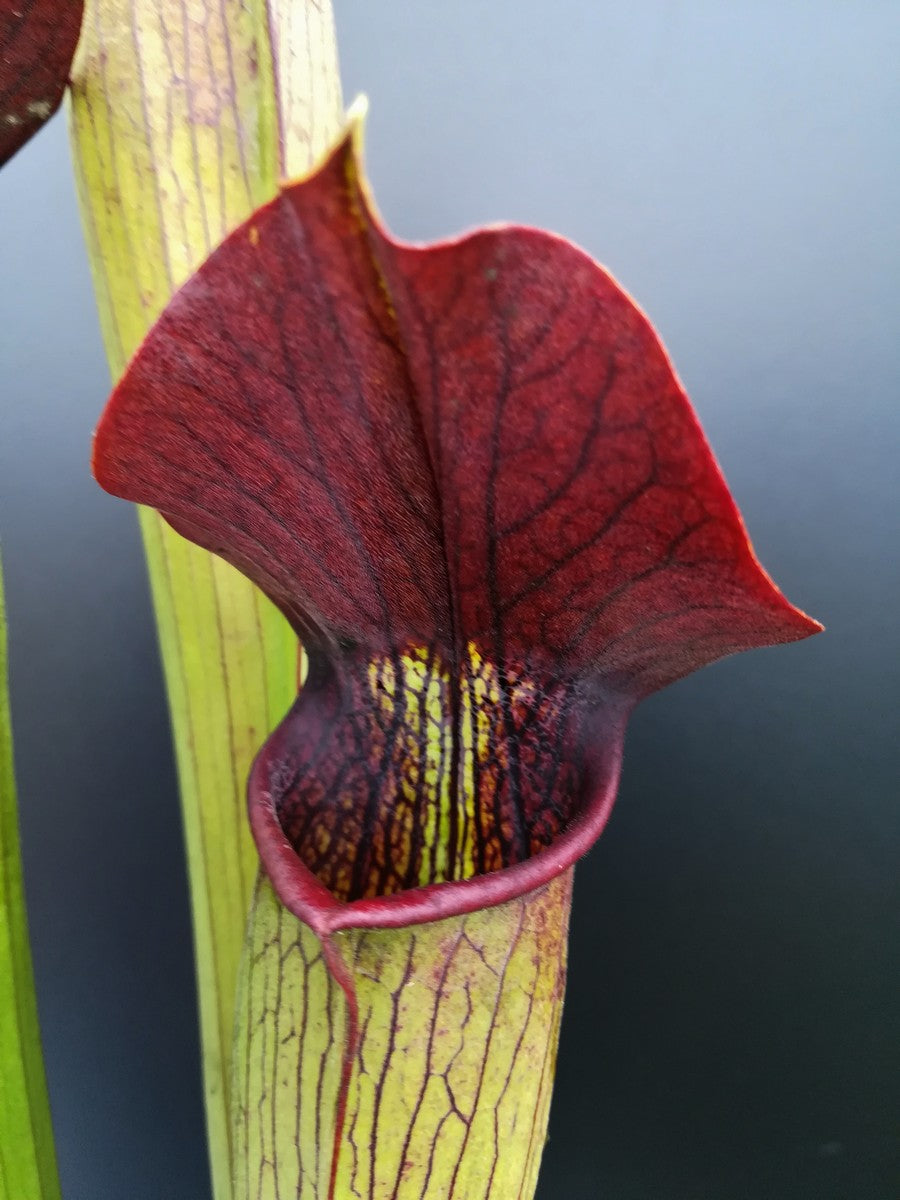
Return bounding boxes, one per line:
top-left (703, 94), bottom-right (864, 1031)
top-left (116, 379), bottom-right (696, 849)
top-left (1, 2), bottom-right (897, 1196)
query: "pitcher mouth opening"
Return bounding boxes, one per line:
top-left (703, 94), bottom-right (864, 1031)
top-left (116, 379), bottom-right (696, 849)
top-left (248, 641), bottom-right (628, 936)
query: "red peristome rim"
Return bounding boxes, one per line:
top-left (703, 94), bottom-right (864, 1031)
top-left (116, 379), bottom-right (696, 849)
top-left (248, 708), bottom-right (627, 936)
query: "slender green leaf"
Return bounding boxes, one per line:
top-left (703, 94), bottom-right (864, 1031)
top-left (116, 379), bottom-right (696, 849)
top-left (0, 559), bottom-right (60, 1200)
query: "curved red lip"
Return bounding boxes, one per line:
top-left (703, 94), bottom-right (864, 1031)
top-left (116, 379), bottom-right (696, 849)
top-left (93, 119), bottom-right (821, 922)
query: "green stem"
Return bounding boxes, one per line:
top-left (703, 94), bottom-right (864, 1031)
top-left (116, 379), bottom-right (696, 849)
top-left (66, 4), bottom-right (343, 1196)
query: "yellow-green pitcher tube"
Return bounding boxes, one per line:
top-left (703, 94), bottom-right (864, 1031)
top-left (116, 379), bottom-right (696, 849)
top-left (233, 871), bottom-right (573, 1200)
top-left (67, 4), bottom-right (342, 1196)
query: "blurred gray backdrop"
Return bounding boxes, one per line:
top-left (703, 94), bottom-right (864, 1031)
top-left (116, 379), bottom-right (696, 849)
top-left (1, 2), bottom-right (897, 1197)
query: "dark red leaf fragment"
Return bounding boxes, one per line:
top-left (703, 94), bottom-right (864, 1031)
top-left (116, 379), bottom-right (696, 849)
top-left (0, 0), bottom-right (83, 166)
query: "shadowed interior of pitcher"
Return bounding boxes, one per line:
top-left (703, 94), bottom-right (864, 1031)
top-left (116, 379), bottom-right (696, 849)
top-left (265, 641), bottom-right (601, 904)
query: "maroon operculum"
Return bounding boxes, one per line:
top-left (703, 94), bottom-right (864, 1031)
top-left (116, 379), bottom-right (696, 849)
top-left (89, 124), bottom-right (820, 935)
